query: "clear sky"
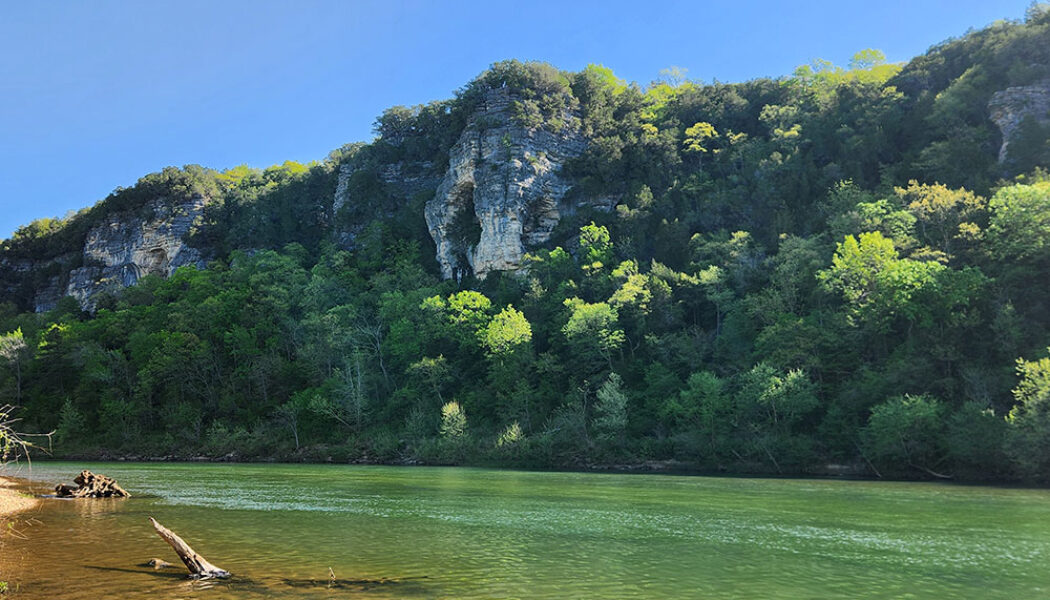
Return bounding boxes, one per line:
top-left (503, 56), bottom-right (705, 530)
top-left (0, 0), bottom-right (1033, 238)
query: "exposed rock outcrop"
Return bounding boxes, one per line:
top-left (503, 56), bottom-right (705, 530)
top-left (3, 196), bottom-right (209, 313)
top-left (63, 196), bottom-right (208, 310)
top-left (425, 89), bottom-right (589, 280)
top-left (989, 81), bottom-right (1050, 163)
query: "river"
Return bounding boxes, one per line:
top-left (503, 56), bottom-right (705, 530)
top-left (1, 462), bottom-right (1048, 598)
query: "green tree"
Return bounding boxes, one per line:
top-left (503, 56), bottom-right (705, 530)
top-left (862, 395), bottom-right (949, 478)
top-left (579, 222), bottom-right (614, 274)
top-left (986, 181), bottom-right (1050, 260)
top-left (818, 232), bottom-right (945, 328)
top-left (593, 372), bottom-right (628, 443)
top-left (440, 401), bottom-right (468, 439)
top-left (483, 306), bottom-right (532, 356)
top-left (562, 299), bottom-right (625, 372)
top-left (735, 365), bottom-right (819, 471)
top-left (0, 329), bottom-right (29, 403)
top-left (1005, 349), bottom-right (1050, 481)
top-left (896, 180), bottom-right (984, 261)
top-left (683, 121), bottom-right (719, 168)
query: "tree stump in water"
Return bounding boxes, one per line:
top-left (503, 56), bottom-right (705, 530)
top-left (54, 470), bottom-right (130, 498)
top-left (149, 517), bottom-right (230, 579)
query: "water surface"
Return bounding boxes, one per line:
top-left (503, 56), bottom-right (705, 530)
top-left (2, 462), bottom-right (1049, 598)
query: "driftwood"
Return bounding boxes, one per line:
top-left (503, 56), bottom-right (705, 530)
top-left (55, 470), bottom-right (130, 498)
top-left (145, 558), bottom-right (180, 570)
top-left (149, 517), bottom-right (230, 579)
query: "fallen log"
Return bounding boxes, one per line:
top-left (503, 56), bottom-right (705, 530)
top-left (149, 517), bottom-right (230, 579)
top-left (54, 470), bottom-right (130, 498)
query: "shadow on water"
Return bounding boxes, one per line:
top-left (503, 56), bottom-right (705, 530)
top-left (83, 564), bottom-right (434, 596)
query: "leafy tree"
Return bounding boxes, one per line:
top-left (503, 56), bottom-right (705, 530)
top-left (1005, 349), bottom-right (1050, 481)
top-left (986, 181), bottom-right (1050, 260)
top-left (735, 365), bottom-right (819, 471)
top-left (483, 306), bottom-right (532, 356)
top-left (593, 372), bottom-right (629, 443)
top-left (683, 121), bottom-right (719, 168)
top-left (579, 222), bottom-right (614, 274)
top-left (440, 401), bottom-right (468, 439)
top-left (895, 180), bottom-right (985, 260)
top-left (0, 329), bottom-right (29, 402)
top-left (818, 232), bottom-right (945, 328)
top-left (562, 299), bottom-right (625, 372)
top-left (862, 395), bottom-right (949, 478)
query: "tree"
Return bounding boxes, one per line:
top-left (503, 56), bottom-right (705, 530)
top-left (579, 222), bottom-right (614, 274)
top-left (698, 266), bottom-right (733, 336)
top-left (593, 372), bottom-right (628, 443)
top-left (895, 180), bottom-right (984, 261)
top-left (818, 232), bottom-right (945, 328)
top-left (986, 181), bottom-right (1050, 261)
top-left (0, 329), bottom-right (29, 403)
top-left (683, 121), bottom-right (719, 168)
top-left (735, 365), bottom-right (819, 471)
top-left (562, 299), bottom-right (625, 372)
top-left (1005, 349), bottom-right (1050, 481)
top-left (0, 404), bottom-right (45, 463)
top-left (440, 401), bottom-right (467, 439)
top-left (483, 306), bottom-right (532, 356)
top-left (496, 421), bottom-right (524, 448)
top-left (275, 394), bottom-right (310, 451)
top-left (862, 395), bottom-right (949, 478)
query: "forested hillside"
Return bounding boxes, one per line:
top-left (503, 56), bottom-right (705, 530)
top-left (2, 8), bottom-right (1050, 481)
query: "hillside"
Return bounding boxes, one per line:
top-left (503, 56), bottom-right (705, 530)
top-left (2, 8), bottom-right (1050, 481)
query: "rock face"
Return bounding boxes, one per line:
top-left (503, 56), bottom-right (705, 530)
top-left (63, 196), bottom-right (208, 310)
top-left (988, 81), bottom-right (1050, 163)
top-left (425, 89), bottom-right (588, 280)
top-left (12, 196), bottom-right (209, 312)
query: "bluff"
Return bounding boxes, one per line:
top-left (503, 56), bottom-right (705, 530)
top-left (4, 13), bottom-right (1050, 312)
top-left (1, 195), bottom-right (209, 312)
top-left (424, 88), bottom-right (590, 280)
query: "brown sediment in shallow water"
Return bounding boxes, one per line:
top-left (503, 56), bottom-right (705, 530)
top-left (0, 476), bottom-right (40, 519)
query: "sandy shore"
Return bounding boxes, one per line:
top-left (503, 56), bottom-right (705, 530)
top-left (0, 476), bottom-right (40, 519)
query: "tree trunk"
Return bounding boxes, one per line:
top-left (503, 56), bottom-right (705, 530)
top-left (149, 517), bottom-right (230, 579)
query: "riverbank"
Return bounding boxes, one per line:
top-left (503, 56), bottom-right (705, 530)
top-left (0, 476), bottom-right (39, 520)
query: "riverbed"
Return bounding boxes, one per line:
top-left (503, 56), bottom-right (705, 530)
top-left (2, 462), bottom-right (1048, 598)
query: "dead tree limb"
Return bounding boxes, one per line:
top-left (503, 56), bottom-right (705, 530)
top-left (55, 470), bottom-right (129, 498)
top-left (149, 517), bottom-right (230, 579)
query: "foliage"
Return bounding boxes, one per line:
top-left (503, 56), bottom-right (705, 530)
top-left (440, 401), bottom-right (468, 439)
top-left (1, 12), bottom-right (1049, 480)
top-left (862, 395), bottom-right (948, 477)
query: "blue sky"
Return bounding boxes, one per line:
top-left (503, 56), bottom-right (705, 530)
top-left (0, 0), bottom-right (1033, 238)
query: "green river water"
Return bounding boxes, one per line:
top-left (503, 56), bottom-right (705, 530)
top-left (1, 462), bottom-right (1049, 599)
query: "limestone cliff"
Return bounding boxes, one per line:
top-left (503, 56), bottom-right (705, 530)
top-left (988, 81), bottom-right (1050, 163)
top-left (7, 196), bottom-right (209, 312)
top-left (424, 89), bottom-right (589, 280)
